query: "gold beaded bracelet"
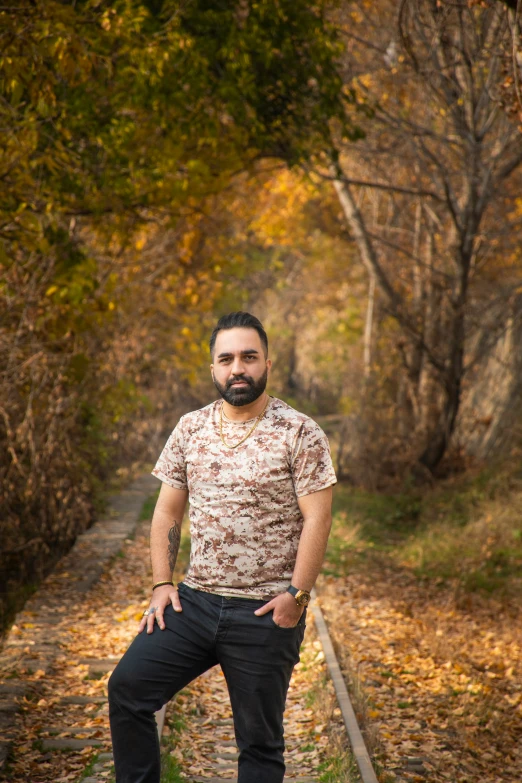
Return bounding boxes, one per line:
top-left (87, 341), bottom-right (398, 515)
top-left (152, 580), bottom-right (174, 590)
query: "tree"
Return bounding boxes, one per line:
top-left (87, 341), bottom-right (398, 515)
top-left (321, 0), bottom-right (522, 472)
top-left (0, 0), bottom-right (353, 628)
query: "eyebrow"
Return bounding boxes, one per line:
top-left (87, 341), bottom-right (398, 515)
top-left (217, 349), bottom-right (260, 359)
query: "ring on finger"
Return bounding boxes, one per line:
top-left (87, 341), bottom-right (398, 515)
top-left (142, 606), bottom-right (158, 617)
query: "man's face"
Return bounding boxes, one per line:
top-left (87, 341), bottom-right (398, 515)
top-left (211, 327), bottom-right (271, 407)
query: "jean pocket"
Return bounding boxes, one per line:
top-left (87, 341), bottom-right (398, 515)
top-left (269, 608), bottom-right (306, 631)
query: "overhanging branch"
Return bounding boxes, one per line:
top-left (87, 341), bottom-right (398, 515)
top-left (316, 170), bottom-right (444, 201)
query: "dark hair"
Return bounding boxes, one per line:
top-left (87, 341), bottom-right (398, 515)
top-left (209, 312), bottom-right (268, 358)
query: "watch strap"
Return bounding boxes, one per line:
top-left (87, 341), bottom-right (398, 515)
top-left (286, 585), bottom-right (311, 605)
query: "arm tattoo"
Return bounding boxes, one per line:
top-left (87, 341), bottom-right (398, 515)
top-left (167, 521), bottom-right (181, 573)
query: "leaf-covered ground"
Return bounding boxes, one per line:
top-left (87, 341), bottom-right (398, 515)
top-left (3, 490), bottom-right (519, 783)
top-left (317, 560), bottom-right (522, 783)
top-left (0, 517), bottom-right (347, 783)
top-left (0, 519), bottom-right (153, 783)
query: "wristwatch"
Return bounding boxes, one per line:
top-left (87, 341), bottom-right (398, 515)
top-left (286, 585), bottom-right (311, 606)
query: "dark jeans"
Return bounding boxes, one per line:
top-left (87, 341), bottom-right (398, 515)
top-left (108, 583), bottom-right (306, 783)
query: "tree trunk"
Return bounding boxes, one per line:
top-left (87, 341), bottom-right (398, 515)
top-left (419, 370), bottom-right (462, 469)
top-left (420, 279), bottom-right (467, 469)
top-left (363, 273), bottom-right (376, 378)
top-left (417, 224), bottom-right (442, 442)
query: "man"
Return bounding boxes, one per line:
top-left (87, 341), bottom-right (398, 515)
top-left (108, 311), bottom-right (336, 783)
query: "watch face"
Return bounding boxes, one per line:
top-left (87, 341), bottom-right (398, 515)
top-left (296, 591), bottom-right (311, 606)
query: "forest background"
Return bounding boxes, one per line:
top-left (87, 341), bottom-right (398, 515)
top-left (2, 0), bottom-right (522, 632)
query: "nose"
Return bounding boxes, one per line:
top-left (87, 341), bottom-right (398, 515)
top-left (230, 356), bottom-right (246, 376)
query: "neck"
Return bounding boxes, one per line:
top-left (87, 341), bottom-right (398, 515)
top-left (221, 392), bottom-right (269, 422)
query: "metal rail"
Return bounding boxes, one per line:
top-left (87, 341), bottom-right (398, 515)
top-left (155, 590), bottom-right (380, 781)
top-left (311, 589), bottom-right (379, 783)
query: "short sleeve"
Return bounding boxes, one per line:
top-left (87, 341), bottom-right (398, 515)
top-left (151, 419), bottom-right (188, 490)
top-left (290, 419), bottom-right (337, 498)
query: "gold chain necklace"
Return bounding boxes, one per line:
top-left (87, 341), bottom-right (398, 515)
top-left (219, 396), bottom-right (270, 449)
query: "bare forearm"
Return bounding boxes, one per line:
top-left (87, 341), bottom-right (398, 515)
top-left (291, 514), bottom-right (332, 592)
top-left (149, 485), bottom-right (188, 582)
top-left (254, 487), bottom-right (333, 626)
top-left (150, 510), bottom-right (181, 581)
top-left (292, 486), bottom-right (333, 591)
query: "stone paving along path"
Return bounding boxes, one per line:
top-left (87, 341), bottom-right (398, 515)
top-left (0, 474), bottom-right (343, 783)
top-left (0, 474), bottom-right (158, 775)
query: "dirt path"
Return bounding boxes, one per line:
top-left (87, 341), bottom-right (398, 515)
top-left (163, 639), bottom-right (337, 782)
top-left (317, 561), bottom-right (522, 783)
top-left (0, 478), bottom-right (347, 783)
top-left (4, 473), bottom-right (518, 783)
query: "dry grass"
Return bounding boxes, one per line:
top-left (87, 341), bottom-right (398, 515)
top-left (396, 489), bottom-right (522, 600)
top-left (328, 467), bottom-right (522, 604)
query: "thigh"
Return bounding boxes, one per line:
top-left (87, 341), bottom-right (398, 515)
top-left (109, 592), bottom-right (219, 712)
top-left (218, 605), bottom-right (306, 743)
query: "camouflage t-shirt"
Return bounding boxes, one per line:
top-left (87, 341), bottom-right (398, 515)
top-left (151, 396), bottom-right (337, 599)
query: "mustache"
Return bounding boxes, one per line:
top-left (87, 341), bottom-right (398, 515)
top-left (226, 376), bottom-right (254, 389)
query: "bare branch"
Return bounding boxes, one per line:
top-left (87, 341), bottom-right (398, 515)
top-left (363, 229), bottom-right (453, 282)
top-left (495, 143), bottom-right (522, 182)
top-left (316, 169), bottom-right (444, 201)
top-left (329, 159), bottom-right (448, 375)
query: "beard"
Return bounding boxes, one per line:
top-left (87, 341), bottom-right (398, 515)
top-left (213, 368), bottom-right (268, 407)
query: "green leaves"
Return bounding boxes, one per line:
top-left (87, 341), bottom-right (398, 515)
top-left (1, 0), bottom-right (351, 268)
top-left (171, 0), bottom-right (351, 163)
top-left (1, 1), bottom-right (354, 618)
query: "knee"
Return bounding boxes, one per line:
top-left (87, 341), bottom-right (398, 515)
top-left (107, 665), bottom-right (122, 705)
top-left (108, 661), bottom-right (138, 708)
top-left (234, 709), bottom-right (284, 749)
